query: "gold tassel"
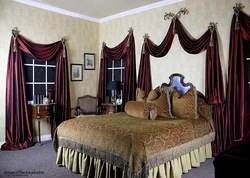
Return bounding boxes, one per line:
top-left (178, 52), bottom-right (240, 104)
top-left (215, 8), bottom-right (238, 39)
top-left (13, 36), bottom-right (17, 52)
top-left (12, 27), bottom-right (20, 52)
top-left (142, 41), bottom-right (146, 54)
top-left (208, 22), bottom-right (217, 47)
top-left (61, 36), bottom-right (66, 57)
top-left (234, 13), bottom-right (240, 30)
top-left (233, 3), bottom-right (244, 30)
top-left (63, 44), bottom-right (66, 58)
top-left (172, 20), bottom-right (177, 35)
top-left (209, 35), bottom-right (214, 47)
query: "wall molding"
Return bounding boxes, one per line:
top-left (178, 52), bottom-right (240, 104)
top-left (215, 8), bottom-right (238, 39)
top-left (0, 134), bottom-right (52, 147)
top-left (13, 0), bottom-right (183, 23)
top-left (100, 0), bottom-right (183, 23)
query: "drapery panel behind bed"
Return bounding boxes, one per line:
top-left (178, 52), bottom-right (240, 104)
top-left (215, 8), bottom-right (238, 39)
top-left (137, 17), bottom-right (224, 156)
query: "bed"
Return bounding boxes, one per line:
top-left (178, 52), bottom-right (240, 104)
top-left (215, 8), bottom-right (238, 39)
top-left (53, 73), bottom-right (215, 178)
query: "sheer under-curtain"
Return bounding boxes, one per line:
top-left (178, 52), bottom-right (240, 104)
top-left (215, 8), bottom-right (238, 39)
top-left (97, 28), bottom-right (136, 110)
top-left (1, 28), bottom-right (71, 150)
top-left (137, 9), bottom-right (224, 156)
top-left (224, 4), bottom-right (250, 149)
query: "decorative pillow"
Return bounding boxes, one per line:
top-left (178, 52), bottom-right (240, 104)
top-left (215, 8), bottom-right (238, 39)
top-left (137, 86), bottom-right (161, 102)
top-left (171, 86), bottom-right (199, 119)
top-left (125, 101), bottom-right (157, 120)
top-left (197, 96), bottom-right (214, 130)
top-left (136, 88), bottom-right (148, 102)
top-left (147, 90), bottom-right (173, 118)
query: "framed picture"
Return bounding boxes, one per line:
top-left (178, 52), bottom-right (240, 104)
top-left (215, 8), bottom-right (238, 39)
top-left (84, 53), bottom-right (95, 70)
top-left (70, 64), bottom-right (83, 81)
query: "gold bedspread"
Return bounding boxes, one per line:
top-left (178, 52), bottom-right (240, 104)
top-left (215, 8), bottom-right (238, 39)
top-left (53, 112), bottom-right (214, 178)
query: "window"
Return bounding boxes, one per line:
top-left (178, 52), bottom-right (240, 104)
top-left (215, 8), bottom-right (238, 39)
top-left (23, 53), bottom-right (56, 103)
top-left (107, 59), bottom-right (125, 101)
top-left (244, 40), bottom-right (250, 93)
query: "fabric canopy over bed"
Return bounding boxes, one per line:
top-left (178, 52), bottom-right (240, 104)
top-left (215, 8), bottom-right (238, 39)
top-left (54, 73), bottom-right (215, 178)
top-left (137, 9), bottom-right (224, 156)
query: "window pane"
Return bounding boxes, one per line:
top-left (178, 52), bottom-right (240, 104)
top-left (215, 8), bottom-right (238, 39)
top-left (114, 60), bottom-right (122, 67)
top-left (24, 66), bottom-right (33, 82)
top-left (107, 59), bottom-right (112, 68)
top-left (47, 58), bottom-right (56, 65)
top-left (22, 52), bottom-right (33, 64)
top-left (34, 67), bottom-right (45, 82)
top-left (114, 69), bottom-right (121, 81)
top-left (34, 59), bottom-right (45, 65)
top-left (47, 67), bottom-right (56, 82)
top-left (107, 69), bottom-right (112, 81)
top-left (34, 84), bottom-right (46, 95)
top-left (26, 84), bottom-right (33, 101)
top-left (47, 84), bottom-right (55, 90)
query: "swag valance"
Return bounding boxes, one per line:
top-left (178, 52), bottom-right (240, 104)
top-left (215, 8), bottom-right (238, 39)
top-left (98, 29), bottom-right (136, 110)
top-left (137, 13), bottom-right (224, 156)
top-left (1, 29), bottom-right (70, 150)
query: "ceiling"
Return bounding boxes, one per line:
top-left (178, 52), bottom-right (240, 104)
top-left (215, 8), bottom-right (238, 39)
top-left (13, 0), bottom-right (182, 23)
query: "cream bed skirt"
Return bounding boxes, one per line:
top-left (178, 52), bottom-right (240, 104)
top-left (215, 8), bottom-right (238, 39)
top-left (56, 143), bottom-right (212, 178)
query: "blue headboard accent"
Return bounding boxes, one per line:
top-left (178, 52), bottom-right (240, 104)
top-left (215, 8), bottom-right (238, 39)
top-left (161, 73), bottom-right (193, 95)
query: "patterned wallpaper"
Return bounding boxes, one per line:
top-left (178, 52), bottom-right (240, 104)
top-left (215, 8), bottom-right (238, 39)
top-left (0, 0), bottom-right (99, 142)
top-left (100, 0), bottom-right (249, 94)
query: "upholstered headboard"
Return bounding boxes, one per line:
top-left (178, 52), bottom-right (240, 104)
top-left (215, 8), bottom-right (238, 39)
top-left (161, 73), bottom-right (193, 95)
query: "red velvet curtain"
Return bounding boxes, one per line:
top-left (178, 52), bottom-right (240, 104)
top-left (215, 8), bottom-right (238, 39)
top-left (225, 11), bottom-right (250, 149)
top-left (1, 35), bottom-right (70, 150)
top-left (97, 32), bottom-right (136, 109)
top-left (137, 19), bottom-right (224, 156)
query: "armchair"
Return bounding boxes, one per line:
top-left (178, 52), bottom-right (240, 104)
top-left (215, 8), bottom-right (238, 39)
top-left (72, 95), bottom-right (100, 118)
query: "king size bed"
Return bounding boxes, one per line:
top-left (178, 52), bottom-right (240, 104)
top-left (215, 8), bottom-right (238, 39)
top-left (53, 73), bottom-right (215, 178)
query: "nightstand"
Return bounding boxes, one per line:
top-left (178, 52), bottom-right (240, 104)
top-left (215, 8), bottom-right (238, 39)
top-left (101, 103), bottom-right (122, 114)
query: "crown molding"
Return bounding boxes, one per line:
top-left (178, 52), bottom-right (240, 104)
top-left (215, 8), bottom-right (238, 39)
top-left (100, 0), bottom-right (184, 23)
top-left (13, 0), bottom-right (100, 23)
top-left (13, 0), bottom-right (183, 23)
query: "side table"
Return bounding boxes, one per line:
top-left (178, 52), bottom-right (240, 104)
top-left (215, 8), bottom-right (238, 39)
top-left (101, 103), bottom-right (122, 114)
top-left (29, 103), bottom-right (56, 145)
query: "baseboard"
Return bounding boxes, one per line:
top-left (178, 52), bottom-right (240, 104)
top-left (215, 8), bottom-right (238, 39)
top-left (0, 141), bottom-right (4, 146)
top-left (33, 134), bottom-right (52, 142)
top-left (0, 134), bottom-right (52, 147)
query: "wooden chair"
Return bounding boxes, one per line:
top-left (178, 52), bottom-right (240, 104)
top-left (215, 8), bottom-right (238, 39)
top-left (72, 95), bottom-right (100, 118)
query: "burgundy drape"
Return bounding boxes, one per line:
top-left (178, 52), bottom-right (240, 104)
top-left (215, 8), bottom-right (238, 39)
top-left (225, 11), bottom-right (250, 149)
top-left (137, 22), bottom-right (174, 93)
top-left (1, 35), bottom-right (70, 150)
top-left (138, 19), bottom-right (224, 156)
top-left (98, 32), bottom-right (136, 109)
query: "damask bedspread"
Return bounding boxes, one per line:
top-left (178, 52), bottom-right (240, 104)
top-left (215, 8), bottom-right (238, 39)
top-left (53, 112), bottom-right (214, 178)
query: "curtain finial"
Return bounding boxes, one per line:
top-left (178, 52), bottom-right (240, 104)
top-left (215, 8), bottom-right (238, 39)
top-left (164, 8), bottom-right (189, 21)
top-left (61, 36), bottom-right (66, 57)
top-left (208, 22), bottom-right (217, 47)
top-left (143, 33), bottom-right (150, 41)
top-left (128, 27), bottom-right (133, 33)
top-left (12, 27), bottom-right (20, 52)
top-left (233, 3), bottom-right (244, 30)
top-left (164, 8), bottom-right (188, 35)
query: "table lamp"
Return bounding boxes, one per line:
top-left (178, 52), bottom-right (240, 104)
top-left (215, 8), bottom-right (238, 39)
top-left (106, 81), bottom-right (121, 104)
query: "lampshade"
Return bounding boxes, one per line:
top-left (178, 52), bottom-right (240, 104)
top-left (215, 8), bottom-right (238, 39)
top-left (106, 81), bottom-right (121, 91)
